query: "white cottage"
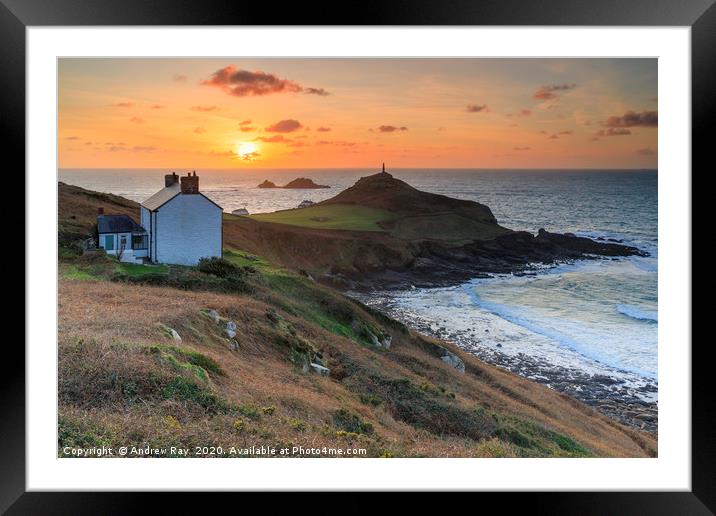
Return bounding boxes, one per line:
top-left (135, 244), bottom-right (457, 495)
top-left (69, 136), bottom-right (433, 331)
top-left (97, 171), bottom-right (223, 265)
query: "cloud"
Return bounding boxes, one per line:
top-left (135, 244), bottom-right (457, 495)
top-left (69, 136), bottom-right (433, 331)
top-left (129, 117), bottom-right (144, 123)
top-left (208, 149), bottom-right (235, 156)
top-left (466, 104), bottom-right (488, 113)
top-left (519, 109), bottom-right (532, 117)
top-left (194, 127), bottom-right (206, 134)
top-left (265, 119), bottom-right (303, 133)
top-left (533, 83), bottom-right (576, 100)
top-left (110, 102), bottom-right (135, 108)
top-left (239, 119), bottom-right (252, 125)
top-left (239, 126), bottom-right (255, 132)
top-left (604, 110), bottom-right (658, 128)
top-left (191, 105), bottom-right (219, 112)
top-left (557, 130), bottom-right (574, 135)
top-left (316, 127), bottom-right (331, 132)
top-left (255, 135), bottom-right (291, 143)
top-left (513, 146), bottom-right (531, 151)
top-left (437, 126), bottom-right (447, 132)
top-left (304, 87), bottom-right (330, 96)
top-left (65, 136), bottom-right (81, 140)
top-left (377, 125), bottom-right (408, 133)
top-left (548, 134), bottom-right (559, 139)
top-left (173, 74), bottom-right (188, 82)
top-left (637, 147), bottom-right (656, 155)
top-left (240, 151), bottom-right (260, 161)
top-left (316, 140), bottom-right (356, 147)
top-left (595, 128), bottom-right (632, 136)
top-left (105, 145), bottom-right (157, 152)
top-left (202, 66), bottom-right (329, 97)
top-left (150, 104), bottom-right (165, 109)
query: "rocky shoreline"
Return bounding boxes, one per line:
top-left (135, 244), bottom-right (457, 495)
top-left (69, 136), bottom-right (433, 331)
top-left (322, 229), bottom-right (648, 293)
top-left (352, 291), bottom-right (658, 436)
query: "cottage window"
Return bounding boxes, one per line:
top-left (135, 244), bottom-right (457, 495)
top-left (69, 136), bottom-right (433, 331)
top-left (132, 235), bottom-right (148, 249)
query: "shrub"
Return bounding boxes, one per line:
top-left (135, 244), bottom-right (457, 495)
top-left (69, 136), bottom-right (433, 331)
top-left (197, 257), bottom-right (240, 278)
top-left (332, 408), bottom-right (374, 435)
top-left (161, 376), bottom-right (228, 414)
top-left (288, 418), bottom-right (306, 432)
top-left (237, 404), bottom-right (261, 420)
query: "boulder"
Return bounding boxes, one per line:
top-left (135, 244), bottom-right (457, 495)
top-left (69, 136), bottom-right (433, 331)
top-left (169, 328), bottom-right (181, 341)
top-left (440, 352), bottom-right (465, 372)
top-left (226, 320), bottom-right (238, 339)
top-left (297, 200), bottom-right (315, 208)
top-left (310, 363), bottom-right (331, 376)
top-left (232, 208), bottom-right (249, 216)
top-left (204, 309), bottom-right (220, 324)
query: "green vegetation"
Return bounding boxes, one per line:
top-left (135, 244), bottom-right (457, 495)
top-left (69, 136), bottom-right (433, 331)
top-left (118, 262), bottom-right (169, 278)
top-left (332, 408), bottom-right (374, 435)
top-left (197, 256), bottom-right (242, 278)
top-left (250, 204), bottom-right (395, 232)
top-left (161, 376), bottom-right (229, 414)
top-left (147, 344), bottom-right (224, 376)
top-left (389, 212), bottom-right (512, 243)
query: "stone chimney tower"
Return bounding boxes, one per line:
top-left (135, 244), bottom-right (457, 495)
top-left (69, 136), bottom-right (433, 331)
top-left (180, 171), bottom-right (199, 194)
top-left (165, 172), bottom-right (179, 187)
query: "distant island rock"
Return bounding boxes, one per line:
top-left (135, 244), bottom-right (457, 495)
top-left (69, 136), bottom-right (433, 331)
top-left (232, 208), bottom-right (249, 216)
top-left (257, 178), bottom-right (330, 189)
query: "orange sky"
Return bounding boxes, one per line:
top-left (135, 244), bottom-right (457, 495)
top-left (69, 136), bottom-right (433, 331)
top-left (58, 58), bottom-right (657, 169)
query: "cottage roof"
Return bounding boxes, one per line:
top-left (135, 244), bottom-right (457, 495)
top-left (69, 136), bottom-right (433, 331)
top-left (97, 214), bottom-right (146, 234)
top-left (141, 183), bottom-right (181, 211)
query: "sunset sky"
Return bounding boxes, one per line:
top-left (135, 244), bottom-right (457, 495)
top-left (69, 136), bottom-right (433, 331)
top-left (58, 58), bottom-right (657, 169)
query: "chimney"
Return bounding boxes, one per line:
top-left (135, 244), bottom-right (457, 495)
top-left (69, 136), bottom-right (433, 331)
top-left (98, 207), bottom-right (104, 215)
top-left (180, 171), bottom-right (199, 194)
top-left (165, 172), bottom-right (179, 187)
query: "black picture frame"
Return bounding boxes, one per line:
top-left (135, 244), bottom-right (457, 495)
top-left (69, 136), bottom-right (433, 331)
top-left (4, 0), bottom-right (709, 512)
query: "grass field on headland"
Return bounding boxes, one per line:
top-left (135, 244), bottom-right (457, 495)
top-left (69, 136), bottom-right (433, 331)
top-left (248, 204), bottom-right (396, 232)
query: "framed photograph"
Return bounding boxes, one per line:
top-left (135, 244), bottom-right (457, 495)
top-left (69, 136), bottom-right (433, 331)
top-left (7, 0), bottom-right (710, 510)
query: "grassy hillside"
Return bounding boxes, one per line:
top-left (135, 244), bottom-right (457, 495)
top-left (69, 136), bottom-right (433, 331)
top-left (249, 204), bottom-right (396, 232)
top-left (56, 182), bottom-right (656, 458)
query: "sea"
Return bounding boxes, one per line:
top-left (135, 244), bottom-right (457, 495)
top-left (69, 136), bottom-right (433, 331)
top-left (59, 168), bottom-right (658, 401)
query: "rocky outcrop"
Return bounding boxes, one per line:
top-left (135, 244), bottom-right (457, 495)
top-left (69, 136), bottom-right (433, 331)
top-left (283, 178), bottom-right (329, 189)
top-left (232, 208), bottom-right (249, 215)
top-left (258, 178), bottom-right (329, 189)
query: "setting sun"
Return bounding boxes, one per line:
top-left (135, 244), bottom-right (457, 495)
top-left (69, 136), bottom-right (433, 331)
top-left (236, 142), bottom-right (259, 160)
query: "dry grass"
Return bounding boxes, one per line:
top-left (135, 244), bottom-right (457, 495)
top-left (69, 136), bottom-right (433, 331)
top-left (58, 279), bottom-right (656, 458)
